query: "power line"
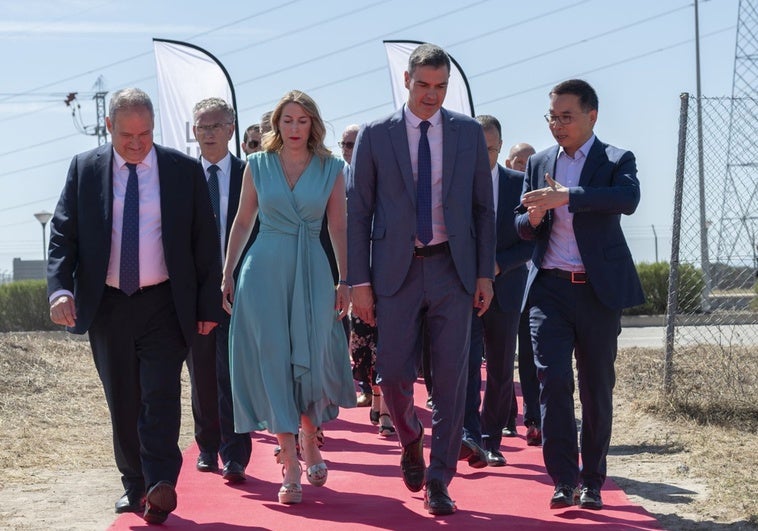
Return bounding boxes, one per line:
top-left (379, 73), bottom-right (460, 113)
top-left (475, 25), bottom-right (736, 107)
top-left (0, 0), bottom-right (307, 109)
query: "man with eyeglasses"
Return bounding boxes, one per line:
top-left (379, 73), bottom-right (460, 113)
top-left (189, 97), bottom-right (253, 485)
top-left (516, 79), bottom-right (644, 511)
top-left (241, 124), bottom-right (262, 156)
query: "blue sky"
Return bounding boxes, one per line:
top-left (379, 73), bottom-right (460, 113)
top-left (0, 0), bottom-right (740, 276)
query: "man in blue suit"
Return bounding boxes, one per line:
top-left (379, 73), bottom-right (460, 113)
top-left (348, 43), bottom-right (495, 515)
top-left (47, 88), bottom-right (222, 524)
top-left (460, 115), bottom-right (534, 468)
top-left (188, 97), bottom-right (252, 483)
top-left (516, 79), bottom-right (644, 511)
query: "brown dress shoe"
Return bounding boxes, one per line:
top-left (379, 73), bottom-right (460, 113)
top-left (400, 426), bottom-right (425, 492)
top-left (143, 481), bottom-right (177, 524)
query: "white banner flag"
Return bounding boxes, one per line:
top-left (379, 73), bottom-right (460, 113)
top-left (153, 39), bottom-right (238, 158)
top-left (383, 40), bottom-right (474, 117)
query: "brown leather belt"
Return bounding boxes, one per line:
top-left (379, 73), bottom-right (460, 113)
top-left (541, 268), bottom-right (587, 284)
top-left (414, 241), bottom-right (450, 258)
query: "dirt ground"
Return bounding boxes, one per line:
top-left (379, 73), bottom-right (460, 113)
top-left (0, 331), bottom-right (756, 530)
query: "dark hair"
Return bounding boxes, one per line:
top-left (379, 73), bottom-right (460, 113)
top-left (407, 43), bottom-right (450, 75)
top-left (550, 79), bottom-right (598, 112)
top-left (475, 114), bottom-right (501, 139)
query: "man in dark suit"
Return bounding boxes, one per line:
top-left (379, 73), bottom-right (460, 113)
top-left (188, 97), bottom-right (252, 482)
top-left (348, 43), bottom-right (495, 515)
top-left (516, 79), bottom-right (644, 511)
top-left (47, 88), bottom-right (222, 524)
top-left (460, 115), bottom-right (534, 468)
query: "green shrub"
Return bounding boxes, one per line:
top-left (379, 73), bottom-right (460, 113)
top-left (625, 262), bottom-right (705, 315)
top-left (0, 280), bottom-right (60, 332)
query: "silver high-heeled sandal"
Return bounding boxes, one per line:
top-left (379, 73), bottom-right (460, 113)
top-left (276, 448), bottom-right (302, 504)
top-left (299, 428), bottom-right (328, 487)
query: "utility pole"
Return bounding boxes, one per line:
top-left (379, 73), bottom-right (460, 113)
top-left (651, 224), bottom-right (659, 263)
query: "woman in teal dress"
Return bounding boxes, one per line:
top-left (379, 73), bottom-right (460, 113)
top-left (222, 90), bottom-right (355, 505)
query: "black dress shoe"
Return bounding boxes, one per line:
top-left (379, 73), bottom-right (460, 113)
top-left (400, 426), bottom-right (425, 492)
top-left (143, 481), bottom-right (177, 524)
top-left (550, 484), bottom-right (579, 509)
top-left (115, 492), bottom-right (144, 514)
top-left (579, 487), bottom-right (603, 510)
top-left (424, 479), bottom-right (456, 515)
top-left (222, 461), bottom-right (246, 483)
top-left (501, 426), bottom-right (517, 437)
top-left (458, 438), bottom-right (488, 469)
top-left (196, 451), bottom-right (219, 472)
top-left (485, 448), bottom-right (506, 467)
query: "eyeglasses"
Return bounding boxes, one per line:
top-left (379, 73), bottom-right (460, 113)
top-left (246, 140), bottom-right (260, 149)
top-left (544, 113), bottom-right (580, 125)
top-left (338, 141), bottom-right (355, 149)
top-left (195, 122), bottom-right (233, 134)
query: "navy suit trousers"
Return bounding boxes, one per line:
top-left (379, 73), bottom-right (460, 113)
top-left (529, 271), bottom-right (621, 490)
top-left (88, 283), bottom-right (187, 492)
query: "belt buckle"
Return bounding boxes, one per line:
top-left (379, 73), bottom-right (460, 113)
top-left (571, 272), bottom-right (586, 284)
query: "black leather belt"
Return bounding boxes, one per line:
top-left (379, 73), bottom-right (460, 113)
top-left (414, 241), bottom-right (450, 258)
top-left (106, 280), bottom-right (169, 296)
top-left (541, 268), bottom-right (587, 284)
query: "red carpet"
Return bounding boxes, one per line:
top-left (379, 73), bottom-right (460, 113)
top-left (110, 378), bottom-right (661, 530)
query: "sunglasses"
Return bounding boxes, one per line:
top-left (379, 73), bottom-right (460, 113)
top-left (338, 141), bottom-right (355, 149)
top-left (246, 140), bottom-right (260, 149)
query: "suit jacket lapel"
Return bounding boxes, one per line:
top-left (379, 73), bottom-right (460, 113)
top-left (539, 146), bottom-right (560, 188)
top-left (388, 108), bottom-right (416, 205)
top-left (441, 108), bottom-right (458, 201)
top-left (155, 145), bottom-right (174, 256)
top-left (226, 156), bottom-right (243, 247)
top-left (97, 145), bottom-right (114, 228)
top-left (578, 137), bottom-right (605, 186)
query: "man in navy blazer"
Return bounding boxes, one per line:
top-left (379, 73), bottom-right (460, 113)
top-left (460, 115), bottom-right (534, 468)
top-left (187, 97), bottom-right (252, 483)
top-left (47, 88), bottom-right (222, 524)
top-left (516, 79), bottom-right (644, 511)
top-left (348, 43), bottom-right (495, 515)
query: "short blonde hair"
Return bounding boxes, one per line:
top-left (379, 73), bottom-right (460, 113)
top-left (262, 90), bottom-right (331, 159)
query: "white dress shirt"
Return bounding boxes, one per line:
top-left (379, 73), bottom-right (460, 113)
top-left (106, 146), bottom-right (169, 288)
top-left (404, 105), bottom-right (447, 246)
top-left (491, 163), bottom-right (500, 214)
top-left (541, 134), bottom-right (596, 272)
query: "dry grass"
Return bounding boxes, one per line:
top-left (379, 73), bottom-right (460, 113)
top-left (0, 332), bottom-right (756, 530)
top-left (613, 346), bottom-right (758, 530)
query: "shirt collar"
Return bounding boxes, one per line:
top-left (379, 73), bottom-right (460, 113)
top-left (112, 145), bottom-right (157, 170)
top-left (403, 104), bottom-right (442, 129)
top-left (201, 152), bottom-right (232, 176)
top-left (558, 134), bottom-right (596, 160)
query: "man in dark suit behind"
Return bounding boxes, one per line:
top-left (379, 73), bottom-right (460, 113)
top-left (460, 115), bottom-right (534, 468)
top-left (516, 79), bottom-right (644, 511)
top-left (348, 43), bottom-right (495, 515)
top-left (47, 88), bottom-right (222, 524)
top-left (188, 97), bottom-right (252, 482)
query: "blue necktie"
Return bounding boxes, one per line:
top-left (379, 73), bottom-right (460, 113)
top-left (416, 120), bottom-right (433, 245)
top-left (207, 164), bottom-right (221, 235)
top-left (119, 163), bottom-right (140, 295)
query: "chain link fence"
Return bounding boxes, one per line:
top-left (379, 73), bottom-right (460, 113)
top-left (665, 94), bottom-right (757, 394)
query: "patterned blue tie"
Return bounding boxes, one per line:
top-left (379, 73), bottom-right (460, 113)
top-left (416, 120), bottom-right (433, 245)
top-left (207, 164), bottom-right (221, 235)
top-left (119, 162), bottom-right (140, 295)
